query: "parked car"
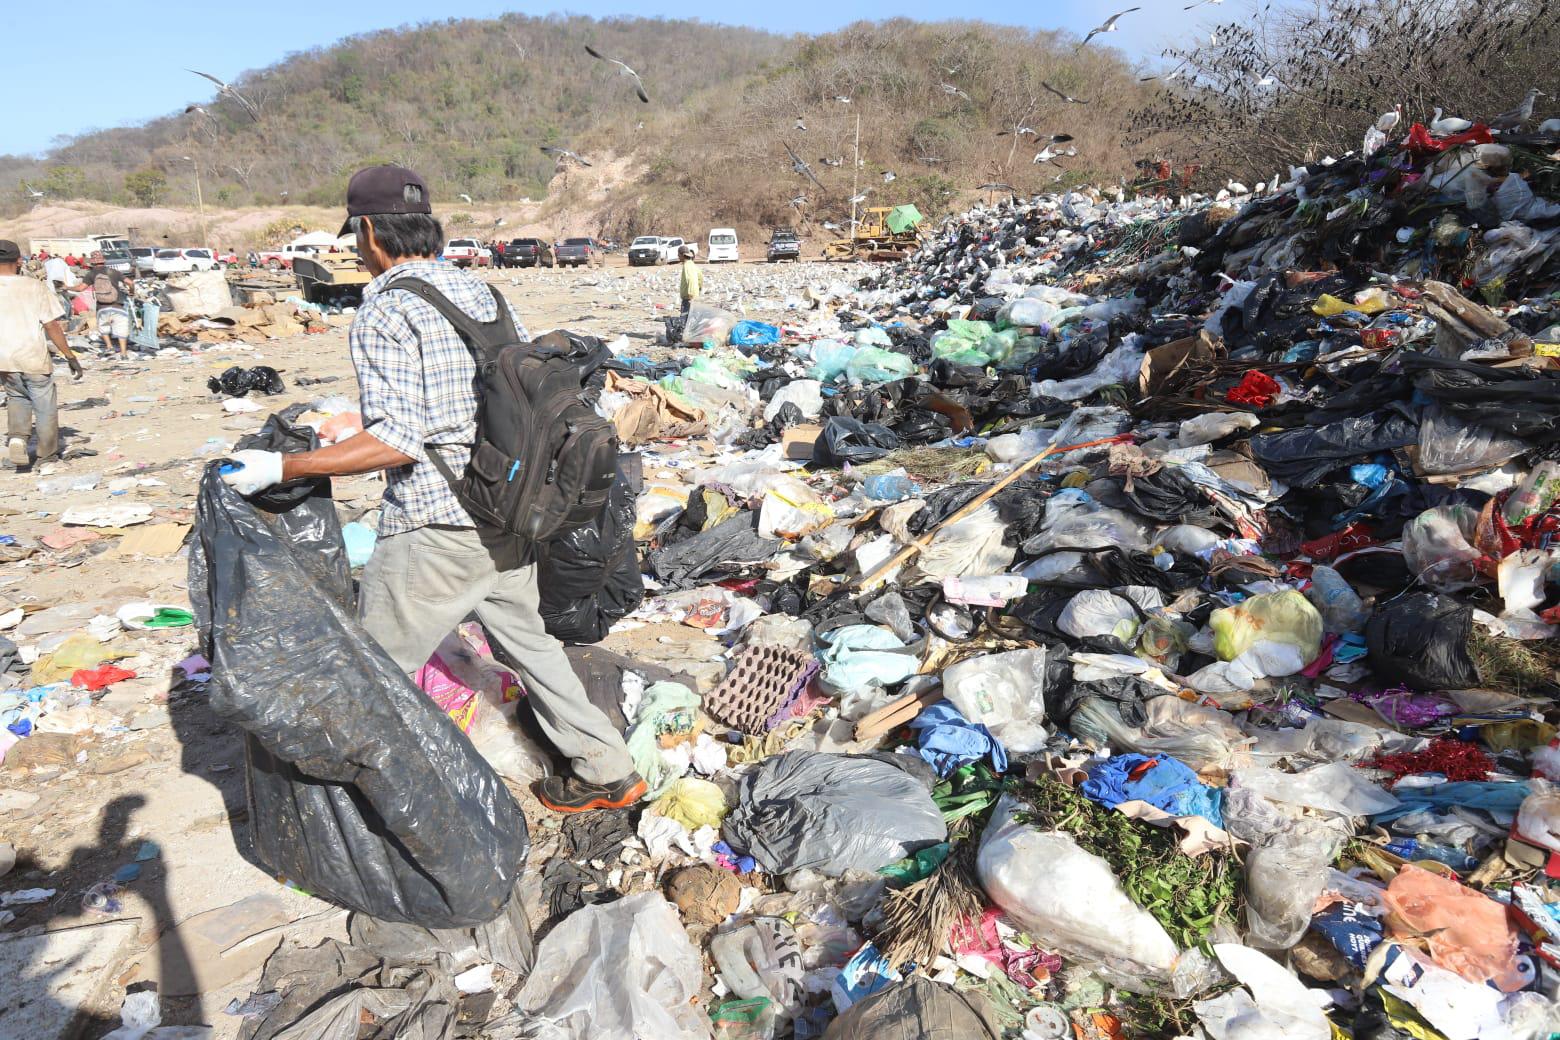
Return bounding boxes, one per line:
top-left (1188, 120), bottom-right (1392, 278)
top-left (627, 236), bottom-right (666, 266)
top-left (707, 228), bottom-right (740, 263)
top-left (556, 237), bottom-right (603, 268)
top-left (662, 237), bottom-right (697, 262)
top-left (443, 238), bottom-right (489, 269)
top-left (504, 238), bottom-right (555, 269)
top-left (152, 248), bottom-right (219, 275)
top-left (766, 230), bottom-right (801, 263)
top-left (129, 246), bottom-right (158, 275)
top-left (256, 243), bottom-right (319, 271)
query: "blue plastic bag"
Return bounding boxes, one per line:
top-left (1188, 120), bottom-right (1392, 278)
top-left (731, 320), bottom-right (780, 348)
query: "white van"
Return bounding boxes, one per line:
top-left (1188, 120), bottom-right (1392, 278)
top-left (707, 228), bottom-right (739, 263)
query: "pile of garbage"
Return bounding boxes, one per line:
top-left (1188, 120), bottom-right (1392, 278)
top-left (108, 116), bottom-right (1560, 1038)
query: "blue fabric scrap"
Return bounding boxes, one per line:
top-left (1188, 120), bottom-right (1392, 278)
top-left (909, 701), bottom-right (1008, 777)
top-left (1081, 752), bottom-right (1225, 828)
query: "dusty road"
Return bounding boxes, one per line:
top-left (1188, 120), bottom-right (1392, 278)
top-left (0, 259), bottom-right (859, 1038)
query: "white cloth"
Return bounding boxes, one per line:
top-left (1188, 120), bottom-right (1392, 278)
top-left (0, 275), bottom-right (66, 375)
top-left (42, 257), bottom-right (74, 288)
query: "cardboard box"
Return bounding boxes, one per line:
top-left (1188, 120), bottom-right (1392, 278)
top-left (781, 424), bottom-right (822, 460)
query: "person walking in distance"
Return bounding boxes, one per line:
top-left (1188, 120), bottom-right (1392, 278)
top-left (677, 243), bottom-right (701, 316)
top-left (217, 166), bottom-right (645, 813)
top-left (0, 239), bottom-right (83, 469)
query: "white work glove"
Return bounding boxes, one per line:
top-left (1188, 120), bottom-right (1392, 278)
top-left (220, 450), bottom-right (285, 496)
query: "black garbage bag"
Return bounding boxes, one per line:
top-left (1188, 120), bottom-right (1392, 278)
top-left (538, 454), bottom-right (644, 644)
top-left (814, 416), bottom-right (899, 467)
top-left (1401, 354), bottom-right (1560, 444)
top-left (1119, 468), bottom-right (1222, 526)
top-left (207, 365), bottom-right (285, 397)
top-left (648, 511), bottom-right (780, 589)
top-left (1365, 592), bottom-right (1480, 692)
top-left (1251, 411), bottom-right (1419, 487)
top-left (189, 417), bottom-right (530, 928)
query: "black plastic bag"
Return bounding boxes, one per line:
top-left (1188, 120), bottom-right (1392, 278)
top-left (1403, 354), bottom-right (1560, 444)
top-left (189, 417), bottom-right (529, 927)
top-left (1251, 411), bottom-right (1419, 487)
top-left (1120, 468), bottom-right (1222, 526)
top-left (538, 455), bottom-right (645, 644)
top-left (648, 512), bottom-right (780, 589)
top-left (1365, 592), bottom-right (1479, 692)
top-left (814, 416), bottom-right (899, 467)
top-left (207, 365), bottom-right (285, 397)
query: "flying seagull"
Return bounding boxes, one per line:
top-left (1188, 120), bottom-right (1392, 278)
top-left (833, 95), bottom-right (851, 103)
top-left (458, 193), bottom-right (473, 204)
top-left (186, 69), bottom-right (260, 122)
top-left (821, 220), bottom-right (842, 232)
top-left (1033, 144), bottom-right (1067, 164)
top-left (1079, 8), bottom-right (1140, 48)
top-left (790, 194), bottom-right (809, 207)
top-left (1042, 81), bottom-right (1090, 104)
top-left (848, 190), bottom-right (870, 205)
top-left (1183, 0), bottom-right (1223, 8)
top-left (583, 44), bottom-right (650, 103)
top-left (540, 145), bottom-right (592, 167)
top-left (794, 116), bottom-right (808, 132)
top-left (784, 142), bottom-right (824, 189)
top-left (977, 182), bottom-right (1018, 192)
top-left (820, 156), bottom-right (845, 168)
top-left (998, 125), bottom-right (1038, 137)
top-left (941, 83), bottom-right (971, 100)
top-left (881, 170), bottom-right (896, 183)
top-left (22, 182), bottom-right (44, 199)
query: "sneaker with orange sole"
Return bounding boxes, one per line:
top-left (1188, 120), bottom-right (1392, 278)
top-left (537, 772), bottom-right (647, 813)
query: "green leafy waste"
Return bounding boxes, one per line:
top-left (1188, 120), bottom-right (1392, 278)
top-left (1013, 777), bottom-right (1242, 954)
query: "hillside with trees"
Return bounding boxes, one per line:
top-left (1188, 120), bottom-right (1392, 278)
top-left (0, 16), bottom-right (1154, 242)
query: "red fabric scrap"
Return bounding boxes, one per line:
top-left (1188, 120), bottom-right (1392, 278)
top-left (71, 665), bottom-right (138, 691)
top-left (1301, 524), bottom-right (1377, 561)
top-left (1364, 738), bottom-right (1494, 786)
top-left (1227, 370), bottom-right (1281, 408)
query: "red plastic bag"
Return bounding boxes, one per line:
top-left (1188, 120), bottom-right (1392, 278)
top-left (1227, 371), bottom-right (1281, 408)
top-left (71, 665), bottom-right (137, 691)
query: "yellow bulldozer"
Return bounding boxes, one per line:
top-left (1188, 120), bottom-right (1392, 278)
top-left (822, 205), bottom-right (924, 261)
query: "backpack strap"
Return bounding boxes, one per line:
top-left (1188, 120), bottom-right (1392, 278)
top-left (381, 276), bottom-right (517, 363)
top-left (380, 275), bottom-right (519, 493)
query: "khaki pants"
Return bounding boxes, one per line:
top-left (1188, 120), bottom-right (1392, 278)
top-left (358, 524), bottom-right (634, 784)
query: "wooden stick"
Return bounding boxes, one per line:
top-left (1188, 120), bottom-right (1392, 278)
top-left (854, 685), bottom-right (945, 742)
top-left (853, 433), bottom-right (1132, 591)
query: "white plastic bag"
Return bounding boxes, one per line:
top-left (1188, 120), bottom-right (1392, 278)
top-left (977, 796), bottom-right (1180, 989)
top-left (515, 892), bottom-right (710, 1039)
top-left (764, 379), bottom-right (824, 422)
top-left (940, 649), bottom-right (1049, 753)
top-left (1231, 762), bottom-right (1399, 818)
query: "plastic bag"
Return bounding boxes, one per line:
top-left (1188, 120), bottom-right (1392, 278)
top-left (1365, 592), bottom-right (1480, 692)
top-left (626, 681), bottom-right (700, 797)
top-left (815, 417), bottom-right (899, 467)
top-left (513, 892), bottom-right (709, 1039)
top-left (1231, 763), bottom-right (1399, 818)
top-left (808, 341), bottom-right (859, 382)
top-left (731, 320), bottom-right (780, 348)
top-left (757, 476), bottom-right (834, 540)
top-left (722, 751), bottom-right (946, 876)
top-left (188, 417), bottom-right (529, 927)
top-left (763, 380), bottom-right (823, 422)
top-left (1242, 816), bottom-right (1345, 950)
top-left (1402, 505), bottom-right (1485, 590)
top-left (914, 504), bottom-right (1016, 580)
top-left (1210, 590), bottom-right (1322, 665)
top-left (939, 648), bottom-right (1049, 754)
top-left (822, 976), bottom-right (1001, 1040)
top-left (652, 777), bottom-right (728, 830)
top-left (538, 457), bottom-right (644, 644)
top-left (977, 796), bottom-right (1180, 990)
top-left (817, 625), bottom-right (919, 691)
top-left (1070, 694), bottom-right (1249, 771)
top-left (683, 303), bottom-right (738, 346)
top-left (998, 297), bottom-right (1062, 329)
top-left (846, 346), bottom-right (916, 385)
top-left (1416, 405), bottom-right (1529, 476)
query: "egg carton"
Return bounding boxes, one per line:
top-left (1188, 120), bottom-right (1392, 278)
top-left (704, 644), bottom-right (819, 734)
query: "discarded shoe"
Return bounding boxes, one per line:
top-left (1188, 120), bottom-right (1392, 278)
top-left (537, 772), bottom-right (647, 813)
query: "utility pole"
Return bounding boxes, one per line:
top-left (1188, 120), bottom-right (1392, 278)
top-left (181, 156), bottom-right (208, 251)
top-left (850, 111), bottom-right (861, 244)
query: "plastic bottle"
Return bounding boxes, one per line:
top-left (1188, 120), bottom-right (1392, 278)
top-left (1503, 459), bottom-right (1560, 525)
top-left (1305, 565), bottom-right (1369, 633)
top-left (859, 474), bottom-right (920, 502)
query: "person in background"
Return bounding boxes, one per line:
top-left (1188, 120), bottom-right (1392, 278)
top-left (677, 243), bottom-right (701, 317)
top-left (218, 165), bottom-right (645, 814)
top-left (43, 253), bottom-right (76, 293)
top-left (82, 251), bottom-right (134, 360)
top-left (0, 239), bottom-right (83, 469)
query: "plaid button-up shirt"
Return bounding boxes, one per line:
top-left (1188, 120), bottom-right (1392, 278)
top-left (350, 259), bottom-right (529, 535)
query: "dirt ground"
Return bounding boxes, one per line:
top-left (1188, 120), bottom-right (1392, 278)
top-left (0, 259), bottom-right (857, 1038)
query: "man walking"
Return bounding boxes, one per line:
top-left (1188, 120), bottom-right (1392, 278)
top-left (0, 240), bottom-right (83, 468)
top-left (219, 166), bottom-right (644, 813)
top-left (82, 251), bottom-right (133, 360)
top-left (677, 243), bottom-right (701, 316)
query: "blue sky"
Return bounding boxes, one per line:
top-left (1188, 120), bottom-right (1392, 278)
top-left (3, 2), bottom-right (1214, 156)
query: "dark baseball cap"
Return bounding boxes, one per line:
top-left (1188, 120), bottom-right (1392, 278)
top-left (339, 165), bottom-right (433, 235)
top-left (0, 240), bottom-right (21, 263)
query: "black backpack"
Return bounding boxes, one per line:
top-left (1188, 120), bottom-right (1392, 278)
top-left (384, 277), bottom-right (619, 542)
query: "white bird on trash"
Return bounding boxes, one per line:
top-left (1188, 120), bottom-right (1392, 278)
top-left (1078, 7), bottom-right (1140, 49)
top-left (583, 45), bottom-right (649, 103)
top-left (1226, 179), bottom-right (1249, 194)
top-left (1539, 117), bottom-right (1560, 134)
top-left (1490, 88), bottom-right (1545, 133)
top-left (1429, 107), bottom-right (1473, 136)
top-left (540, 145), bottom-right (592, 167)
top-left (1375, 105), bottom-right (1403, 133)
top-left (186, 69), bottom-right (261, 122)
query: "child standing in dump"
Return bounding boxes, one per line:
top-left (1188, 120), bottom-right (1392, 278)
top-left (677, 244), bottom-right (700, 316)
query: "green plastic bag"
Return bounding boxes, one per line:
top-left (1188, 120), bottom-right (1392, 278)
top-left (880, 841), bottom-right (951, 887)
top-left (808, 341), bottom-right (859, 382)
top-left (846, 346), bottom-right (916, 384)
top-left (1210, 590), bottom-right (1322, 663)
